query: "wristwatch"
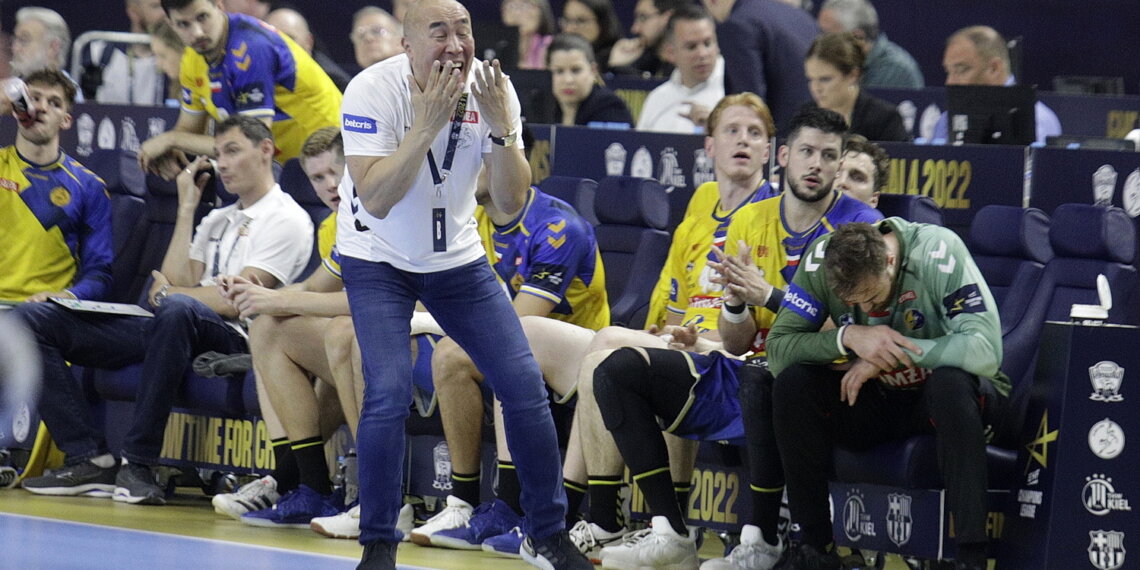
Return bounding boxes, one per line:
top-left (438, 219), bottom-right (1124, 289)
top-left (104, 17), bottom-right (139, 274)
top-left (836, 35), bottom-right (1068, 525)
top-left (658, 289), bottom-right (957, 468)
top-left (153, 284), bottom-right (170, 307)
top-left (489, 129), bottom-right (518, 147)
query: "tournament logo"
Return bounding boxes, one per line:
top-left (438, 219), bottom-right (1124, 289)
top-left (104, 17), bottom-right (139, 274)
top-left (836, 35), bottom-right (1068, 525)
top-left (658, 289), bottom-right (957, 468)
top-left (76, 113), bottom-right (95, 157)
top-left (886, 493), bottom-right (913, 547)
top-left (657, 147), bottom-right (686, 188)
top-left (843, 490), bottom-right (875, 541)
top-left (631, 146), bottom-right (653, 179)
top-left (1123, 169), bottom-right (1140, 218)
top-left (1083, 474), bottom-right (1132, 516)
top-left (1088, 419), bottom-right (1125, 460)
top-left (1089, 361), bottom-right (1125, 402)
top-left (904, 309), bottom-right (925, 330)
top-left (1088, 530), bottom-right (1127, 570)
top-left (693, 148), bottom-right (715, 186)
top-left (432, 440), bottom-right (453, 491)
top-left (604, 142), bottom-right (627, 176)
top-left (342, 114), bottom-right (378, 134)
top-left (1093, 164), bottom-right (1119, 207)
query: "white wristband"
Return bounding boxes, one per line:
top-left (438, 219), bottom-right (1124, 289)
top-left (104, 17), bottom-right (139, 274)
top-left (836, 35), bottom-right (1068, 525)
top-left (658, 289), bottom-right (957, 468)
top-left (722, 305), bottom-right (750, 323)
top-left (836, 324), bottom-right (850, 356)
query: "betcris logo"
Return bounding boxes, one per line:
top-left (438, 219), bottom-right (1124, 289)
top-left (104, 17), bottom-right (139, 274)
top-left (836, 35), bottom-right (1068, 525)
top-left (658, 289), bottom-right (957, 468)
top-left (782, 283), bottom-right (824, 324)
top-left (343, 114), bottom-right (377, 133)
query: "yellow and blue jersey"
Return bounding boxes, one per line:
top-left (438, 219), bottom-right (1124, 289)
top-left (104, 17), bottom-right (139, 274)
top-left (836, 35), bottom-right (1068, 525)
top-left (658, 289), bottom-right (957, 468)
top-left (179, 13), bottom-right (342, 162)
top-left (0, 146), bottom-right (112, 301)
top-left (646, 180), bottom-right (774, 333)
top-left (476, 187), bottom-right (609, 331)
top-left (726, 191), bottom-right (882, 354)
top-left (318, 212), bottom-right (342, 279)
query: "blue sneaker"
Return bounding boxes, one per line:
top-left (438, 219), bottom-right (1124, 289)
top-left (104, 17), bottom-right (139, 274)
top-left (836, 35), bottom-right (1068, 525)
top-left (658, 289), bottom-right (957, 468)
top-left (482, 525), bottom-right (524, 558)
top-left (429, 499), bottom-right (523, 550)
top-left (241, 485), bottom-right (340, 529)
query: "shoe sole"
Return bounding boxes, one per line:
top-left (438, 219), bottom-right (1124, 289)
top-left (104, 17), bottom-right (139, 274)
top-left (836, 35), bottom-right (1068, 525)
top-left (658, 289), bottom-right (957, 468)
top-left (22, 483), bottom-right (115, 498)
top-left (112, 488), bottom-right (165, 505)
top-left (429, 534), bottom-right (484, 550)
top-left (310, 521), bottom-right (360, 539)
top-left (240, 516), bottom-right (311, 529)
top-left (409, 532), bottom-right (434, 547)
top-left (481, 543), bottom-right (522, 559)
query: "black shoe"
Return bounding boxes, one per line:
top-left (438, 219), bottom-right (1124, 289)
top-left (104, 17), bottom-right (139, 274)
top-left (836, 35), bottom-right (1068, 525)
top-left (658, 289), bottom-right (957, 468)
top-left (112, 462), bottom-right (165, 505)
top-left (21, 461), bottom-right (118, 497)
top-left (776, 542), bottom-right (842, 570)
top-left (357, 540), bottom-right (397, 570)
top-left (522, 530), bottom-right (593, 570)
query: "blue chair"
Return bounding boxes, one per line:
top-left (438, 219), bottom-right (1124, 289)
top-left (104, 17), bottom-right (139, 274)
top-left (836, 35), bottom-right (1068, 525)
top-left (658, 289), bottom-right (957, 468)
top-left (593, 176), bottom-right (671, 328)
top-left (876, 193), bottom-right (943, 225)
top-left (537, 175), bottom-right (599, 226)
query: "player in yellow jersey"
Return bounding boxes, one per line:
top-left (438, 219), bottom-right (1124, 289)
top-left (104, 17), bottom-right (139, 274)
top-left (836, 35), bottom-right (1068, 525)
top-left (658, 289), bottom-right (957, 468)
top-left (138, 0), bottom-right (342, 178)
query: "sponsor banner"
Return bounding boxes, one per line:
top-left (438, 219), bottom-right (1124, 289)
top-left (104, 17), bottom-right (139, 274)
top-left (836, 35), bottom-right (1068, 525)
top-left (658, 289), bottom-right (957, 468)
top-left (159, 410), bottom-right (276, 474)
top-left (628, 442), bottom-right (754, 532)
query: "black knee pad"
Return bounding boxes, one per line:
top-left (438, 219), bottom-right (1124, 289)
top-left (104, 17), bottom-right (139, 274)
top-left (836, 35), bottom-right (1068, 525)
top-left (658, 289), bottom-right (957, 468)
top-left (738, 359), bottom-right (773, 408)
top-left (593, 347), bottom-right (651, 431)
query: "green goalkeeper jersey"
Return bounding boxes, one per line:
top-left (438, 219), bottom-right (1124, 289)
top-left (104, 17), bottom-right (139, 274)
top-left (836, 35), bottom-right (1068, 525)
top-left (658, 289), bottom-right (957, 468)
top-left (767, 217), bottom-right (1009, 397)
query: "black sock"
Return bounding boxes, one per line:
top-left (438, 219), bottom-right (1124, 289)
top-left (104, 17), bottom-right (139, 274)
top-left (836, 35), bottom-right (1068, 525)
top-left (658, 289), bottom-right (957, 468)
top-left (673, 481), bottom-right (691, 516)
top-left (451, 470), bottom-right (481, 507)
top-left (564, 478), bottom-right (587, 526)
top-left (291, 437), bottom-right (331, 495)
top-left (587, 475), bottom-right (625, 532)
top-left (751, 484), bottom-right (784, 545)
top-left (270, 438), bottom-right (299, 493)
top-left (635, 468), bottom-right (686, 536)
top-left (496, 461), bottom-right (524, 515)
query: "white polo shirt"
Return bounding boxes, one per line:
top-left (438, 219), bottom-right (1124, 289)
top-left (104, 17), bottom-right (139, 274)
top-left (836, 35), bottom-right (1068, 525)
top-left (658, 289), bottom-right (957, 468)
top-left (189, 184), bottom-right (314, 287)
top-left (636, 56), bottom-right (725, 134)
top-left (337, 53), bottom-right (524, 273)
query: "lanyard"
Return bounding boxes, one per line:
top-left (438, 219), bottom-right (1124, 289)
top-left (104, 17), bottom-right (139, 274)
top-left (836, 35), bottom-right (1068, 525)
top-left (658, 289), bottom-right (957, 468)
top-left (210, 217), bottom-right (247, 278)
top-left (426, 93), bottom-right (469, 252)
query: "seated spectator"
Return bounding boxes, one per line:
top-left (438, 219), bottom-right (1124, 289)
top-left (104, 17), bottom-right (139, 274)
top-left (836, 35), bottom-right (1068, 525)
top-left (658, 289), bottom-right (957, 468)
top-left (835, 134), bottom-right (889, 207)
top-left (637, 4), bottom-right (724, 134)
top-left (79, 0), bottom-right (167, 105)
top-left (558, 0), bottom-right (622, 74)
top-left (817, 0), bottom-right (924, 88)
top-left (609, 0), bottom-right (688, 78)
top-left (16, 116), bottom-right (313, 506)
top-left (802, 32), bottom-right (910, 142)
top-left (148, 20), bottom-right (185, 107)
top-left (0, 69), bottom-right (111, 303)
top-left (266, 8), bottom-right (353, 92)
top-left (933, 25), bottom-right (1061, 144)
top-left (501, 0), bottom-right (556, 70)
top-left (350, 6), bottom-right (403, 71)
top-left (548, 34), bottom-right (634, 128)
top-left (11, 7), bottom-right (83, 101)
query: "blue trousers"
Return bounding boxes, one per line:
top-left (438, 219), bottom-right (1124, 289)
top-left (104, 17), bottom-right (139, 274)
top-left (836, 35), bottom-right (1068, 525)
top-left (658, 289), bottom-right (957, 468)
top-left (13, 296), bottom-right (246, 465)
top-left (341, 256), bottom-right (567, 545)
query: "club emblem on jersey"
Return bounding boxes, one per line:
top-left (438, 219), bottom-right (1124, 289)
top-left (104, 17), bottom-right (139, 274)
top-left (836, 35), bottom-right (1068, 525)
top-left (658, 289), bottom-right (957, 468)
top-left (886, 493), bottom-right (913, 547)
top-left (1089, 361), bottom-right (1125, 402)
top-left (49, 187), bottom-right (71, 207)
top-left (904, 309), bottom-right (925, 330)
top-left (1088, 530), bottom-right (1126, 570)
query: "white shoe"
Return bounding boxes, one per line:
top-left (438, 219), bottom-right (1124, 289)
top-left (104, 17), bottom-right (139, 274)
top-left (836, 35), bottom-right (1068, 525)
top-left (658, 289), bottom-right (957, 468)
top-left (212, 475), bottom-right (279, 520)
top-left (700, 525), bottom-right (784, 570)
top-left (600, 516), bottom-right (698, 570)
top-left (569, 520), bottom-right (627, 561)
top-left (408, 495), bottom-right (472, 547)
top-left (310, 503), bottom-right (414, 542)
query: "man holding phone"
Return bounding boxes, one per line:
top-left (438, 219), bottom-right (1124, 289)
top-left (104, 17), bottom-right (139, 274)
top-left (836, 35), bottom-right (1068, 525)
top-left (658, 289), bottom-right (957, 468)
top-left (16, 116), bottom-right (312, 505)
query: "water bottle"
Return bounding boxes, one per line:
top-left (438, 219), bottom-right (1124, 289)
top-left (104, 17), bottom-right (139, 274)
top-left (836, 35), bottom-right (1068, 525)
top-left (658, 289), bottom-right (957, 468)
top-left (3, 78), bottom-right (36, 124)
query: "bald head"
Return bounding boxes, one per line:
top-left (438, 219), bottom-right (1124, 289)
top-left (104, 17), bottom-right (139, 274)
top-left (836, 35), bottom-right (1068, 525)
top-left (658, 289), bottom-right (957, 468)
top-left (943, 25), bottom-right (1009, 86)
top-left (267, 8), bottom-right (314, 52)
top-left (403, 0), bottom-right (468, 40)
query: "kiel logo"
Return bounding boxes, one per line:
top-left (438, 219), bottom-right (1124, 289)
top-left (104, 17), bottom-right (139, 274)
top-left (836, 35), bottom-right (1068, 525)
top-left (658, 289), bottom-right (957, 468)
top-left (843, 490), bottom-right (875, 541)
top-left (886, 493), bottom-right (913, 547)
top-left (1089, 530), bottom-right (1127, 570)
top-left (1090, 361), bottom-right (1125, 402)
top-left (1084, 474), bottom-right (1133, 516)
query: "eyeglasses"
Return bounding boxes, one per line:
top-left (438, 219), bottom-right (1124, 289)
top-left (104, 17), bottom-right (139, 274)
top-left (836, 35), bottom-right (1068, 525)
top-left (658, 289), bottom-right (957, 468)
top-left (352, 26), bottom-right (393, 42)
top-left (559, 16), bottom-right (596, 28)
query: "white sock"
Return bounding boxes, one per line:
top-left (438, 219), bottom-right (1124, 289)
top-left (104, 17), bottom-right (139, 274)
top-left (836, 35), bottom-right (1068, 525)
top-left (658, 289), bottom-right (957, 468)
top-left (90, 454), bottom-right (115, 468)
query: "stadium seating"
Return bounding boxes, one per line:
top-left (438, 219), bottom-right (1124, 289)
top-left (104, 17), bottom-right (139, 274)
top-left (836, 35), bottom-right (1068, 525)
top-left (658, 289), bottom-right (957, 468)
top-left (536, 175), bottom-right (599, 226)
top-left (875, 193), bottom-right (944, 225)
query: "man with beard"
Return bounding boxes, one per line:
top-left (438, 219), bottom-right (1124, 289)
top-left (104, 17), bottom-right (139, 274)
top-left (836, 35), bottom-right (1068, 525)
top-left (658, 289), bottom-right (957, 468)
top-left (138, 0), bottom-right (342, 178)
top-left (589, 107), bottom-right (880, 569)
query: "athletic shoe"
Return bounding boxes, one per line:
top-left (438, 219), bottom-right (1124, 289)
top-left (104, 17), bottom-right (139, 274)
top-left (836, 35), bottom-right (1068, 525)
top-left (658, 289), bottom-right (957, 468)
top-left (21, 461), bottom-right (116, 498)
top-left (701, 525), bottom-right (784, 569)
top-left (311, 503), bottom-right (415, 542)
top-left (773, 542), bottom-right (841, 570)
top-left (600, 516), bottom-right (698, 569)
top-left (358, 540), bottom-right (398, 570)
top-left (482, 526), bottom-right (524, 558)
top-left (240, 485), bottom-right (339, 528)
top-left (520, 529), bottom-right (594, 570)
top-left (1, 466), bottom-right (17, 489)
top-left (211, 475), bottom-right (279, 520)
top-left (568, 520), bottom-right (627, 562)
top-left (112, 462), bottom-right (165, 505)
top-left (408, 495), bottom-right (473, 546)
top-left (430, 499), bottom-right (523, 550)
